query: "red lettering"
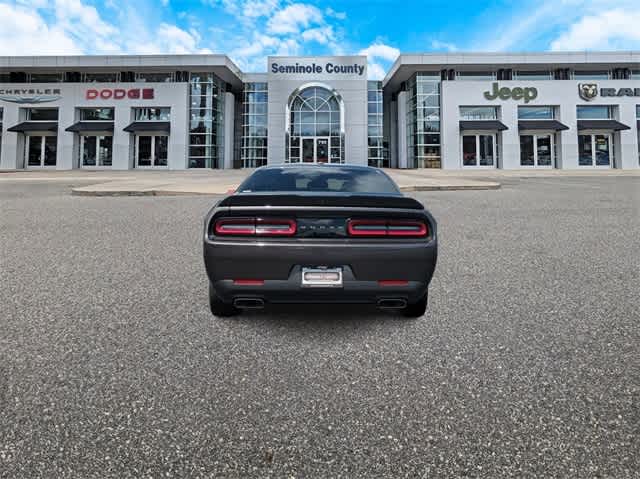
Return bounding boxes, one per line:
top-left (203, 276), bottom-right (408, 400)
top-left (114, 89), bottom-right (126, 99)
top-left (128, 89), bottom-right (140, 99)
top-left (100, 89), bottom-right (113, 99)
top-left (142, 88), bottom-right (154, 99)
top-left (86, 89), bottom-right (98, 100)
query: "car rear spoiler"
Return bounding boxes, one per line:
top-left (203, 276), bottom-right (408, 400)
top-left (218, 193), bottom-right (424, 210)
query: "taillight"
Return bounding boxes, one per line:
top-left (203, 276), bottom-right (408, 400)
top-left (347, 219), bottom-right (428, 238)
top-left (214, 217), bottom-right (297, 237)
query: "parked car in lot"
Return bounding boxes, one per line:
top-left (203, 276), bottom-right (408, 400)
top-left (203, 164), bottom-right (438, 317)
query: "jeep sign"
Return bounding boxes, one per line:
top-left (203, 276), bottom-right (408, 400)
top-left (483, 83), bottom-right (538, 103)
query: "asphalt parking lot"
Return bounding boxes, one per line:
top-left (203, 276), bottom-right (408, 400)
top-left (1, 176), bottom-right (638, 478)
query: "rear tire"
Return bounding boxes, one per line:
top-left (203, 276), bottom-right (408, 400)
top-left (402, 292), bottom-right (428, 318)
top-left (209, 282), bottom-right (239, 317)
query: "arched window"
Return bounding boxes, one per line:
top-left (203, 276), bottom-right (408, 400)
top-left (287, 85), bottom-right (343, 163)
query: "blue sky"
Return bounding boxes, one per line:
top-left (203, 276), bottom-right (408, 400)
top-left (1, 0), bottom-right (639, 78)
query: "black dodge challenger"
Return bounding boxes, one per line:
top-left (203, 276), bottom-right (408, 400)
top-left (203, 164), bottom-right (437, 317)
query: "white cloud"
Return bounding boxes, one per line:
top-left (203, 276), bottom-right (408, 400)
top-left (550, 9), bottom-right (640, 50)
top-left (0, 3), bottom-right (82, 55)
top-left (301, 26), bottom-right (333, 44)
top-left (358, 41), bottom-right (399, 79)
top-left (134, 23), bottom-right (211, 54)
top-left (267, 3), bottom-right (323, 35)
top-left (325, 7), bottom-right (346, 20)
top-left (359, 42), bottom-right (400, 62)
top-left (243, 0), bottom-right (278, 18)
top-left (431, 40), bottom-right (458, 52)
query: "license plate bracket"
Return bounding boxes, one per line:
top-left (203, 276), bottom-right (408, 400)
top-left (301, 267), bottom-right (343, 288)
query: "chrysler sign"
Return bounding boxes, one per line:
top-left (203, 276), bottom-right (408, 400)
top-left (86, 88), bottom-right (155, 100)
top-left (0, 88), bottom-right (62, 104)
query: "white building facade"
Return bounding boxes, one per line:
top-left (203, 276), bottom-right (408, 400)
top-left (1, 52), bottom-right (639, 170)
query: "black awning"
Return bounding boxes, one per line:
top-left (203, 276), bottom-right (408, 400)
top-left (123, 121), bottom-right (171, 133)
top-left (65, 121), bottom-right (114, 132)
top-left (459, 120), bottom-right (508, 131)
top-left (577, 120), bottom-right (630, 131)
top-left (7, 121), bottom-right (58, 133)
top-left (518, 120), bottom-right (570, 131)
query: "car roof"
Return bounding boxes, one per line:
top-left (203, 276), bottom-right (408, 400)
top-left (256, 163), bottom-right (379, 172)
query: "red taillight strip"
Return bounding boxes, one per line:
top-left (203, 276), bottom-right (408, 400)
top-left (378, 280), bottom-right (409, 286)
top-left (214, 217), bottom-right (297, 237)
top-left (347, 219), bottom-right (388, 236)
top-left (215, 218), bottom-right (256, 235)
top-left (255, 218), bottom-right (297, 236)
top-left (233, 279), bottom-right (264, 286)
top-left (387, 221), bottom-right (428, 237)
top-left (347, 219), bottom-right (428, 238)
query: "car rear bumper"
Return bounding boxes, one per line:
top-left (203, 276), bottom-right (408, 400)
top-left (204, 239), bottom-right (437, 305)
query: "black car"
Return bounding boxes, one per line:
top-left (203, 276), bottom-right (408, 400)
top-left (203, 164), bottom-right (437, 317)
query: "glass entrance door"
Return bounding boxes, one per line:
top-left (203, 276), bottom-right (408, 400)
top-left (301, 137), bottom-right (330, 163)
top-left (316, 138), bottom-right (329, 163)
top-left (81, 135), bottom-right (113, 167)
top-left (520, 134), bottom-right (554, 167)
top-left (462, 134), bottom-right (496, 167)
top-left (579, 134), bottom-right (612, 167)
top-left (26, 135), bottom-right (57, 167)
top-left (136, 135), bottom-right (168, 168)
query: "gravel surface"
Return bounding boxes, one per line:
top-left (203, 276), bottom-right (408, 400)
top-left (0, 176), bottom-right (638, 478)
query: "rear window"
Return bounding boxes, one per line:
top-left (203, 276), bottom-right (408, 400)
top-left (237, 167), bottom-right (400, 194)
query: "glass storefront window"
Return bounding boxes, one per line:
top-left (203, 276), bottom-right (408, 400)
top-left (407, 73), bottom-right (441, 168)
top-left (81, 135), bottom-right (113, 167)
top-left (189, 73), bottom-right (224, 168)
top-left (520, 134), bottom-right (553, 167)
top-left (518, 106), bottom-right (555, 119)
top-left (460, 106), bottom-right (498, 120)
top-left (28, 108), bottom-right (59, 121)
top-left (136, 72), bottom-right (174, 83)
top-left (80, 108), bottom-right (114, 121)
top-left (573, 70), bottom-right (611, 80)
top-left (83, 73), bottom-right (118, 82)
top-left (288, 86), bottom-right (342, 164)
top-left (134, 108), bottom-right (171, 121)
top-left (367, 81), bottom-right (385, 167)
top-left (576, 105), bottom-right (613, 119)
top-left (456, 71), bottom-right (496, 81)
top-left (29, 73), bottom-right (63, 83)
top-left (514, 71), bottom-right (552, 80)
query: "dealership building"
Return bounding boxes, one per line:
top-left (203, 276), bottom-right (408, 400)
top-left (1, 51), bottom-right (639, 171)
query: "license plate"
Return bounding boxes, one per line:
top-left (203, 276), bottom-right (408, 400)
top-left (301, 267), bottom-right (343, 287)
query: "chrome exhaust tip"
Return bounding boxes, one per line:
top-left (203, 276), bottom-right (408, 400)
top-left (233, 298), bottom-right (265, 309)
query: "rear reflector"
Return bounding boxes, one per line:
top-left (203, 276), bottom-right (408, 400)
top-left (214, 217), bottom-right (297, 237)
top-left (378, 280), bottom-right (409, 286)
top-left (347, 219), bottom-right (428, 238)
top-left (233, 279), bottom-right (264, 286)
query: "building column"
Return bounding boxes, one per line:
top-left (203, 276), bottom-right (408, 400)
top-left (389, 100), bottom-right (397, 168)
top-left (0, 105), bottom-right (20, 169)
top-left (397, 91), bottom-right (407, 168)
top-left (558, 105), bottom-right (579, 169)
top-left (223, 91), bottom-right (235, 169)
top-left (619, 103), bottom-right (639, 169)
top-left (500, 102), bottom-right (520, 169)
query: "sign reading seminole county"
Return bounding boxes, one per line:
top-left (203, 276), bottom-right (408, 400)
top-left (271, 62), bottom-right (365, 76)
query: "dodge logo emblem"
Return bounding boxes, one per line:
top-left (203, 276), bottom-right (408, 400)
top-left (579, 83), bottom-right (598, 101)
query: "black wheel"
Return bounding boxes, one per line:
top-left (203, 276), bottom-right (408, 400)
top-left (402, 293), bottom-right (428, 318)
top-left (209, 282), bottom-right (239, 317)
